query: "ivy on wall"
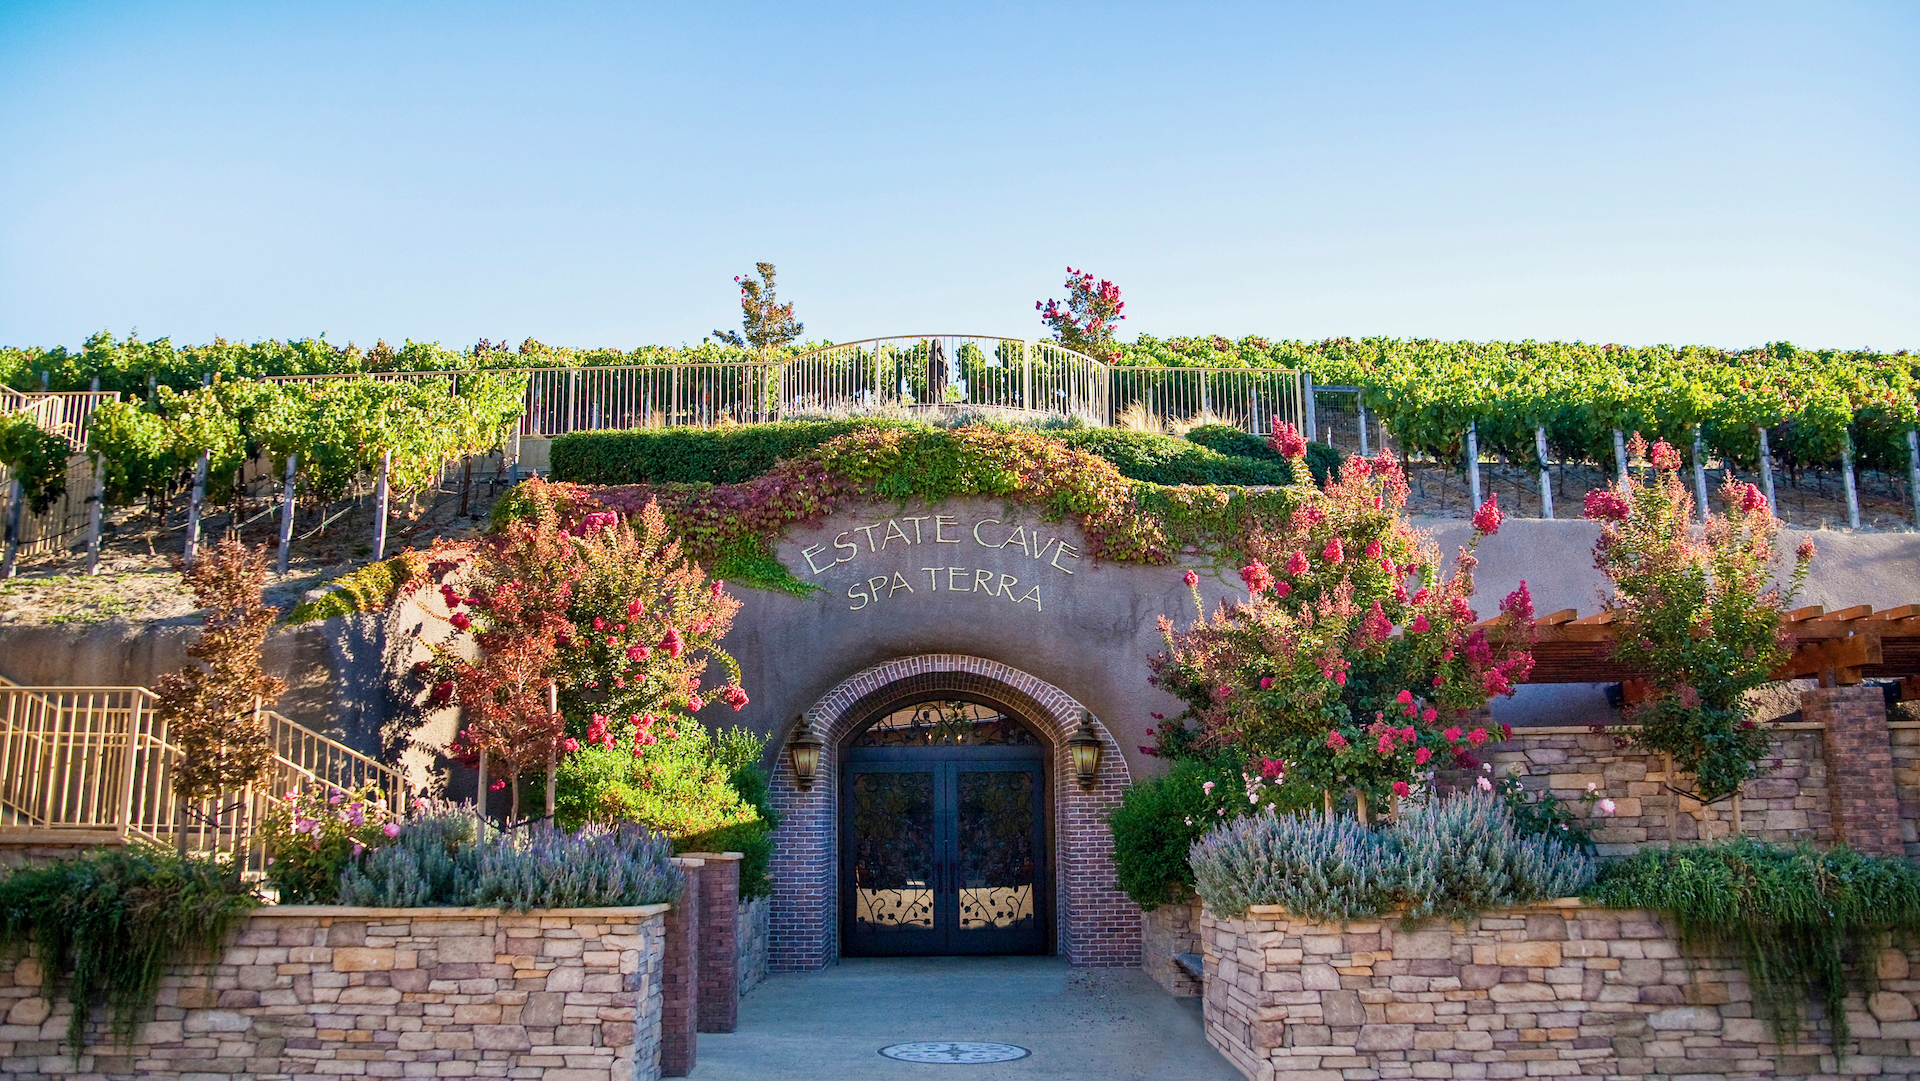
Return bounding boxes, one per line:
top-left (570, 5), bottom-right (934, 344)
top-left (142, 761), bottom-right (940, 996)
top-left (507, 423), bottom-right (1317, 595)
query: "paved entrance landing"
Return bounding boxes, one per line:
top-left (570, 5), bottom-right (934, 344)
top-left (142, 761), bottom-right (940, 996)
top-left (692, 956), bottom-right (1242, 1081)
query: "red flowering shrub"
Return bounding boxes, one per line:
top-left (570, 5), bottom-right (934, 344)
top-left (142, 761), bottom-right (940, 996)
top-left (1153, 452), bottom-right (1533, 818)
top-left (421, 494), bottom-right (744, 822)
top-left (1586, 434), bottom-right (1815, 800)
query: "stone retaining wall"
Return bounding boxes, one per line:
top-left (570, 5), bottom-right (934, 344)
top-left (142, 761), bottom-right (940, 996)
top-left (1202, 900), bottom-right (1919, 1081)
top-left (0, 905), bottom-right (669, 1081)
top-left (737, 895), bottom-right (769, 996)
top-left (1466, 723), bottom-right (1834, 856)
top-left (1143, 897), bottom-right (1203, 998)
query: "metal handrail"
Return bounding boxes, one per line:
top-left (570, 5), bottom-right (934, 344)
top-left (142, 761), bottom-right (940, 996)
top-left (0, 682), bottom-right (407, 870)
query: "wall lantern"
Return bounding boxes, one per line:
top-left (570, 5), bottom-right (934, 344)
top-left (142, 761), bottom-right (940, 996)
top-left (1067, 712), bottom-right (1104, 790)
top-left (788, 715), bottom-right (824, 791)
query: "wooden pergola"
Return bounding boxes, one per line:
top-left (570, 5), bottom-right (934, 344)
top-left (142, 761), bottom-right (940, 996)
top-left (1503, 604), bottom-right (1920, 694)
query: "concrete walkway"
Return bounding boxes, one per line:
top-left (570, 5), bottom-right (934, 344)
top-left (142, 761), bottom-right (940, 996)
top-left (692, 956), bottom-right (1243, 1081)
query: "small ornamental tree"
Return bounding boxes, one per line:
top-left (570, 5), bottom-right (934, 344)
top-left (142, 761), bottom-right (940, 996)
top-left (712, 262), bottom-right (803, 352)
top-left (424, 490), bottom-right (746, 822)
top-left (155, 539), bottom-right (287, 812)
top-left (1035, 266), bottom-right (1125, 361)
top-left (1583, 434), bottom-right (1815, 801)
top-left (1152, 421), bottom-right (1534, 819)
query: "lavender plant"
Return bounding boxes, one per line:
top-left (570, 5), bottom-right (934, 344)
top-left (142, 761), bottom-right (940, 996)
top-left (1190, 790), bottom-right (1594, 920)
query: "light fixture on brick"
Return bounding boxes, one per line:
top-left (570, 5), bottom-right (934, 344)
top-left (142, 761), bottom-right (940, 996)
top-left (788, 715), bottom-right (823, 790)
top-left (1067, 711), bottom-right (1103, 790)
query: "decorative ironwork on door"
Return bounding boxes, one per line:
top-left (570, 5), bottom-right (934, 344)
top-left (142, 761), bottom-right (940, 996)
top-left (842, 701), bottom-right (1048, 956)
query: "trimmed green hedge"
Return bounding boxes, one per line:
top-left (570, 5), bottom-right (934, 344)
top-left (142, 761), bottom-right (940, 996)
top-left (549, 421), bottom-right (903, 485)
top-left (550, 420), bottom-right (1340, 489)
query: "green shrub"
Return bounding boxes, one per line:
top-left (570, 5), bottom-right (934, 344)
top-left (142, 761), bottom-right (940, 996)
top-left (0, 846), bottom-right (258, 1055)
top-left (551, 720), bottom-right (773, 899)
top-left (675, 818), bottom-right (776, 900)
top-left (1053, 428), bottom-right (1292, 485)
top-left (1109, 757), bottom-right (1279, 910)
top-left (548, 417), bottom-right (1337, 490)
top-left (550, 421), bottom-right (896, 484)
top-left (1185, 423), bottom-right (1341, 486)
top-left (1187, 791), bottom-right (1594, 922)
top-left (283, 555), bottom-right (416, 624)
top-left (1589, 839), bottom-right (1920, 1048)
top-left (337, 808), bottom-right (684, 911)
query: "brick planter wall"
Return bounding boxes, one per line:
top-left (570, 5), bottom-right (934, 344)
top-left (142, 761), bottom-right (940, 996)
top-left (768, 654), bottom-right (1139, 970)
top-left (1142, 896), bottom-right (1203, 998)
top-left (1202, 900), bottom-right (1920, 1080)
top-left (0, 905), bottom-right (669, 1081)
top-left (681, 852), bottom-right (741, 1033)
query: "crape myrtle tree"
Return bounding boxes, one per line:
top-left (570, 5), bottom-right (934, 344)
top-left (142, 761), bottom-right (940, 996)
top-left (1583, 433), bottom-right (1815, 801)
top-left (713, 262), bottom-right (803, 353)
top-left (1152, 421), bottom-right (1536, 821)
top-left (421, 490), bottom-right (746, 824)
top-left (154, 539), bottom-right (288, 849)
top-left (1035, 266), bottom-right (1126, 362)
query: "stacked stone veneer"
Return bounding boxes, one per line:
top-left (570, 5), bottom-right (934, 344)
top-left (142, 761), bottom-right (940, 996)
top-left (1203, 900), bottom-right (1920, 1081)
top-left (736, 895), bottom-right (769, 996)
top-left (767, 653), bottom-right (1139, 970)
top-left (1462, 723), bottom-right (1833, 854)
top-left (0, 905), bottom-right (668, 1081)
top-left (1143, 897), bottom-right (1204, 998)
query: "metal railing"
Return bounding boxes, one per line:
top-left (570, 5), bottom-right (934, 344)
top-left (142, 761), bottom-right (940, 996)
top-left (0, 681), bottom-right (407, 871)
top-left (21, 344), bottom-right (1308, 445)
top-left (778, 336), bottom-right (1113, 424)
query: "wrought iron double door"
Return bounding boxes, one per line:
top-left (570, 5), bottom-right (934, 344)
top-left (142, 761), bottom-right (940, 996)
top-left (841, 749), bottom-right (1048, 956)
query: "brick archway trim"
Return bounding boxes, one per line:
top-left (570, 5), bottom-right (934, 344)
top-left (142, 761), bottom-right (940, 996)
top-left (766, 654), bottom-right (1140, 970)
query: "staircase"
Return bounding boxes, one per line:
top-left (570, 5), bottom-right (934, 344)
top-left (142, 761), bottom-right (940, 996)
top-left (0, 675), bottom-right (408, 872)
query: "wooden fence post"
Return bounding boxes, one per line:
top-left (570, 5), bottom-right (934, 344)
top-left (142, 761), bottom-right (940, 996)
top-left (1613, 429), bottom-right (1629, 489)
top-left (1842, 432), bottom-right (1860, 529)
top-left (1466, 420), bottom-right (1482, 509)
top-left (183, 450), bottom-right (209, 567)
top-left (1535, 425), bottom-right (1553, 520)
top-left (1908, 429), bottom-right (1920, 528)
top-left (372, 450), bottom-right (391, 560)
top-left (1302, 372), bottom-right (1317, 444)
top-left (276, 452), bottom-right (298, 576)
top-left (1757, 426), bottom-right (1777, 511)
top-left (1, 477), bottom-right (21, 579)
top-left (1358, 398), bottom-right (1370, 457)
top-left (1692, 425), bottom-right (1711, 522)
top-left (85, 452), bottom-right (105, 575)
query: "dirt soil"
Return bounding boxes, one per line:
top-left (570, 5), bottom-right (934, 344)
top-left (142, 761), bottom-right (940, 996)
top-left (0, 464), bottom-right (510, 626)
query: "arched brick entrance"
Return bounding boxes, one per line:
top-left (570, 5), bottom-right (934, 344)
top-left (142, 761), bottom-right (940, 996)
top-left (766, 654), bottom-right (1139, 970)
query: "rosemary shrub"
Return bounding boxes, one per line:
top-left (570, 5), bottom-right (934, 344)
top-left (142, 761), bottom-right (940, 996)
top-left (1588, 839), bottom-right (1920, 1048)
top-left (0, 846), bottom-right (258, 1055)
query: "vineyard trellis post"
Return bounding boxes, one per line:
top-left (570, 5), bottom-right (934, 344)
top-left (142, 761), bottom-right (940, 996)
top-left (1842, 433), bottom-right (1860, 530)
top-left (1612, 429), bottom-right (1629, 490)
top-left (183, 372), bottom-right (212, 568)
top-left (85, 453), bottom-right (105, 575)
top-left (0, 477), bottom-right (21, 579)
top-left (1466, 421), bottom-right (1482, 509)
top-left (1756, 427), bottom-right (1777, 511)
top-left (373, 450), bottom-right (392, 560)
top-left (1691, 426), bottom-right (1711, 523)
top-left (183, 450), bottom-right (209, 567)
top-left (276, 452), bottom-right (298, 576)
top-left (1303, 373), bottom-right (1317, 444)
top-left (1535, 425), bottom-right (1553, 520)
top-left (1907, 430), bottom-right (1920, 528)
top-left (1358, 399), bottom-right (1370, 457)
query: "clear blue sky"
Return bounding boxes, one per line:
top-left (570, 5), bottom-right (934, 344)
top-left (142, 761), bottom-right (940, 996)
top-left (2, 1), bottom-right (1915, 353)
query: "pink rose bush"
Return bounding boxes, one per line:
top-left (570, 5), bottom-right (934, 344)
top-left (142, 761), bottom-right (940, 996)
top-left (261, 783), bottom-right (402, 903)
